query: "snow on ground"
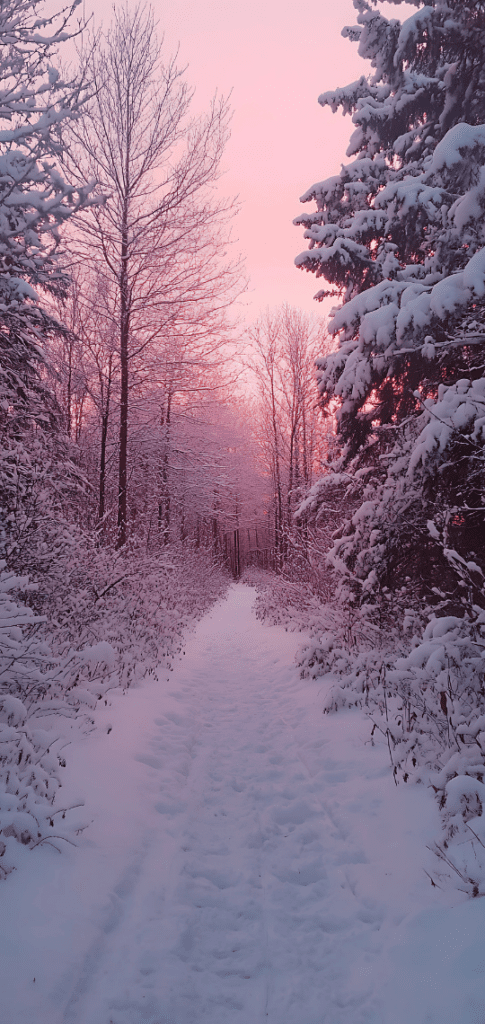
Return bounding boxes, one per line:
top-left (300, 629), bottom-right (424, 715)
top-left (2, 583), bottom-right (485, 1023)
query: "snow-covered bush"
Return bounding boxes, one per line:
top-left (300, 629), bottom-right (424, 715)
top-left (0, 536), bottom-right (229, 880)
top-left (60, 543), bottom-right (230, 686)
top-left (0, 564), bottom-right (117, 877)
top-left (253, 571), bottom-right (339, 634)
top-left (299, 605), bottom-right (485, 894)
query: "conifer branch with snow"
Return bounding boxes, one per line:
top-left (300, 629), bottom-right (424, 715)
top-left (295, 0), bottom-right (485, 882)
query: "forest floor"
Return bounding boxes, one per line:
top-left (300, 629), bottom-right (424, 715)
top-left (2, 583), bottom-right (485, 1024)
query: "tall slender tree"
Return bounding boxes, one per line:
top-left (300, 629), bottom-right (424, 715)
top-left (66, 4), bottom-right (242, 547)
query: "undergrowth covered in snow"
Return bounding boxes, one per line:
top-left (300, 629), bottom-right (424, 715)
top-left (302, 609), bottom-right (485, 897)
top-left (256, 572), bottom-right (485, 897)
top-left (249, 569), bottom-right (334, 634)
top-left (0, 549), bottom-right (229, 878)
top-left (43, 541), bottom-right (230, 686)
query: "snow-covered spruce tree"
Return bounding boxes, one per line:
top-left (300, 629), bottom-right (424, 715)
top-left (0, 0), bottom-right (94, 420)
top-left (295, 0), bottom-right (485, 612)
top-left (0, 0), bottom-right (95, 576)
top-left (295, 3), bottom-right (485, 865)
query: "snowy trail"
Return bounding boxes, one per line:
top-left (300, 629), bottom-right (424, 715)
top-left (3, 584), bottom-right (484, 1024)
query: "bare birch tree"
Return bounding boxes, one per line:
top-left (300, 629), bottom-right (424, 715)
top-left (65, 3), bottom-right (242, 547)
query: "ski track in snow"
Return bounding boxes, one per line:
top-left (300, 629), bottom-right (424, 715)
top-left (64, 584), bottom-right (381, 1024)
top-left (3, 583), bottom-right (477, 1024)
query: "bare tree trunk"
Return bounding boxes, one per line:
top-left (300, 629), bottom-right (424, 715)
top-left (116, 196), bottom-right (130, 548)
top-left (179, 496), bottom-right (187, 543)
top-left (65, 338), bottom-right (73, 438)
top-left (233, 528), bottom-right (240, 578)
top-left (98, 360), bottom-right (112, 533)
top-left (163, 488), bottom-right (171, 545)
top-left (287, 418), bottom-right (299, 539)
top-left (158, 390), bottom-right (172, 546)
top-left (98, 406), bottom-right (109, 526)
top-left (269, 376), bottom-right (284, 570)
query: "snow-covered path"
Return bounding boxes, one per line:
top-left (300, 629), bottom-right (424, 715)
top-left (3, 584), bottom-right (485, 1024)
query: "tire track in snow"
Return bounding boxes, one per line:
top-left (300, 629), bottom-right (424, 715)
top-left (62, 836), bottom-right (153, 1024)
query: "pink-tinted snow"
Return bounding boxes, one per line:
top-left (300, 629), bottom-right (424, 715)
top-left (1, 584), bottom-right (484, 1023)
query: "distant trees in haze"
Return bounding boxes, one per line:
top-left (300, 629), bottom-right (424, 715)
top-left (248, 305), bottom-right (327, 578)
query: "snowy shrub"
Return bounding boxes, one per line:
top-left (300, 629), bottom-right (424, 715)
top-left (253, 572), bottom-right (339, 634)
top-left (299, 605), bottom-right (485, 893)
top-left (42, 542), bottom-right (230, 684)
top-left (300, 610), bottom-right (485, 776)
top-left (0, 538), bottom-right (229, 880)
top-left (0, 565), bottom-right (118, 877)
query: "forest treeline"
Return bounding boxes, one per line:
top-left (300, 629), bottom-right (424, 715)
top-left (3, 0), bottom-right (485, 891)
top-left (0, 0), bottom-right (325, 864)
top-left (0, 1), bottom-right (327, 589)
top-left (0, 0), bottom-right (329, 867)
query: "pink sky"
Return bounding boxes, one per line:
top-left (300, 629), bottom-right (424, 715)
top-left (78, 0), bottom-right (405, 324)
top-left (153, 0), bottom-right (367, 322)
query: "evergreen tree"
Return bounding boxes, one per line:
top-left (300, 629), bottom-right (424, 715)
top-left (0, 0), bottom-right (93, 435)
top-left (0, 0), bottom-right (95, 580)
top-left (296, 0), bottom-right (485, 610)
